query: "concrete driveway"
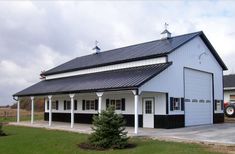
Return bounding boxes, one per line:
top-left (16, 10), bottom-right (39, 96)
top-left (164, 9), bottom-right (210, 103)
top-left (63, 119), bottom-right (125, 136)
top-left (10, 121), bottom-right (235, 145)
top-left (134, 123), bottom-right (235, 145)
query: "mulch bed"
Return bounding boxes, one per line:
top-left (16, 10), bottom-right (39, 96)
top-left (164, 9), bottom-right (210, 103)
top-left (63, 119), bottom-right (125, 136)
top-left (78, 142), bottom-right (136, 151)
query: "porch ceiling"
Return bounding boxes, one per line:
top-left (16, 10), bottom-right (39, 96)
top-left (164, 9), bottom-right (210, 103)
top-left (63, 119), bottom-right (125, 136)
top-left (13, 62), bottom-right (172, 97)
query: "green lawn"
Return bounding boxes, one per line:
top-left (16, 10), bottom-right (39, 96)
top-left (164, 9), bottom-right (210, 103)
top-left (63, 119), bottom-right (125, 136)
top-left (0, 126), bottom-right (221, 154)
top-left (0, 115), bottom-right (44, 123)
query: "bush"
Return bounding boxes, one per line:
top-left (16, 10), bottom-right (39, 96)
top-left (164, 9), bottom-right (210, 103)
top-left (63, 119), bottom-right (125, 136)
top-left (88, 107), bottom-right (129, 149)
top-left (0, 123), bottom-right (6, 136)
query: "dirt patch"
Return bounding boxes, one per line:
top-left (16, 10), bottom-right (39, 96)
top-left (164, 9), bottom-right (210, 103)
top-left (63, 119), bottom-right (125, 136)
top-left (203, 143), bottom-right (235, 154)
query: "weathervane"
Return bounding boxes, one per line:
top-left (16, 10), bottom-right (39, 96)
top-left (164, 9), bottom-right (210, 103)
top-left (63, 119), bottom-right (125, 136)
top-left (93, 40), bottom-right (101, 54)
top-left (164, 22), bottom-right (169, 30)
top-left (95, 40), bottom-right (99, 47)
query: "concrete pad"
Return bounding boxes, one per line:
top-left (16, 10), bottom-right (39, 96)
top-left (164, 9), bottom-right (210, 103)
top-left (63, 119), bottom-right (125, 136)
top-left (9, 121), bottom-right (235, 145)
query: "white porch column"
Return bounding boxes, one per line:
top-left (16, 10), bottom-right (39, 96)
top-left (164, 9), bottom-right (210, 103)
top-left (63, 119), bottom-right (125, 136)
top-left (132, 90), bottom-right (139, 134)
top-left (30, 96), bottom-right (34, 124)
top-left (16, 98), bottom-right (20, 123)
top-left (48, 95), bottom-right (52, 127)
top-left (96, 92), bottom-right (104, 114)
top-left (69, 94), bottom-right (75, 128)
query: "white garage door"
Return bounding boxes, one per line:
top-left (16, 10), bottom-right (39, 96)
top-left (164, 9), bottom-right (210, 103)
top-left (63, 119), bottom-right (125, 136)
top-left (184, 68), bottom-right (213, 126)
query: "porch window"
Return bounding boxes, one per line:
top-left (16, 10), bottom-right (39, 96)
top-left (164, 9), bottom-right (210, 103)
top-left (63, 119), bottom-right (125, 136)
top-left (86, 100), bottom-right (95, 110)
top-left (82, 99), bottom-right (98, 111)
top-left (106, 99), bottom-right (125, 111)
top-left (64, 100), bottom-right (71, 110)
top-left (52, 100), bottom-right (59, 110)
top-left (47, 100), bottom-right (58, 110)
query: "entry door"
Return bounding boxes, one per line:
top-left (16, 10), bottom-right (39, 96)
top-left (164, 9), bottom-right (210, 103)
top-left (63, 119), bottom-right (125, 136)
top-left (143, 98), bottom-right (154, 128)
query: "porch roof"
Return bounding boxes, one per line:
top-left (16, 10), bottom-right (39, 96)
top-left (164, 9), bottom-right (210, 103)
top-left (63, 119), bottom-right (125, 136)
top-left (14, 62), bottom-right (171, 97)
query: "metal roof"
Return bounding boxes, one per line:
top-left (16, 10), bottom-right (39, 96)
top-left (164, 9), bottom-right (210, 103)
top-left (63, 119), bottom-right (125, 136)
top-left (224, 74), bottom-right (235, 88)
top-left (14, 63), bottom-right (172, 97)
top-left (43, 31), bottom-right (228, 76)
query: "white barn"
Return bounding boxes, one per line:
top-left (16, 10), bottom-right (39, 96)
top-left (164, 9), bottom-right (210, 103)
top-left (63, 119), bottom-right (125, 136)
top-left (14, 30), bottom-right (227, 134)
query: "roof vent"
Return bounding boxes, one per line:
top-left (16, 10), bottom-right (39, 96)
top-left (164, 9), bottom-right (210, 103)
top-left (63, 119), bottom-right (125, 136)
top-left (161, 23), bottom-right (171, 39)
top-left (93, 40), bottom-right (101, 54)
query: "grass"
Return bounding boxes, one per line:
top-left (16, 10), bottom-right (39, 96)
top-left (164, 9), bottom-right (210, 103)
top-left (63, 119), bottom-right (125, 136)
top-left (0, 125), bottom-right (222, 154)
top-left (0, 114), bottom-right (44, 123)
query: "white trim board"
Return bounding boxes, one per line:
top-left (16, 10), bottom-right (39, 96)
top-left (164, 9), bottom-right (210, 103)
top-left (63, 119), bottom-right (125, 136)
top-left (45, 57), bottom-right (167, 80)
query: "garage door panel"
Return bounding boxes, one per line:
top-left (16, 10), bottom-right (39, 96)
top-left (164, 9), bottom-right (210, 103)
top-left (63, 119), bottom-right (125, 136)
top-left (184, 68), bottom-right (212, 126)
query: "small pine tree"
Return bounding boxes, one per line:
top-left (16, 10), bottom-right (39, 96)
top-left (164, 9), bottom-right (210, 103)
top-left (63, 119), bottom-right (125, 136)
top-left (88, 106), bottom-right (129, 149)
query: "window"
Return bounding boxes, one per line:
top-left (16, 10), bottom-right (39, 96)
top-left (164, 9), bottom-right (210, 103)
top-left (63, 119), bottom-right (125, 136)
top-left (64, 100), bottom-right (71, 110)
top-left (173, 98), bottom-right (181, 110)
top-left (116, 100), bottom-right (121, 110)
top-left (230, 95), bottom-right (235, 102)
top-left (192, 99), bottom-right (198, 103)
top-left (47, 100), bottom-right (58, 110)
top-left (199, 100), bottom-right (205, 103)
top-left (83, 100), bottom-right (97, 110)
top-left (87, 100), bottom-right (95, 110)
top-left (106, 99), bottom-right (125, 111)
top-left (170, 97), bottom-right (184, 111)
top-left (52, 101), bottom-right (59, 110)
top-left (145, 100), bottom-right (152, 114)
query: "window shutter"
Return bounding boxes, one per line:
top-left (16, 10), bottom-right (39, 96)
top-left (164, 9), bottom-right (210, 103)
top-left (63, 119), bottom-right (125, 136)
top-left (221, 100), bottom-right (224, 110)
top-left (214, 100), bottom-right (217, 111)
top-left (181, 98), bottom-right (184, 111)
top-left (121, 98), bottom-right (125, 111)
top-left (95, 99), bottom-right (98, 110)
top-left (74, 100), bottom-right (77, 110)
top-left (56, 100), bottom-right (59, 110)
top-left (106, 99), bottom-right (110, 109)
top-left (68, 101), bottom-right (71, 110)
top-left (47, 101), bottom-right (49, 110)
top-left (170, 97), bottom-right (174, 111)
top-left (82, 100), bottom-right (85, 110)
top-left (64, 100), bottom-right (66, 110)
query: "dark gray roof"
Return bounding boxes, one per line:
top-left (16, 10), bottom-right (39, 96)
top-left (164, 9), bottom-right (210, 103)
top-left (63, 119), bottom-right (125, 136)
top-left (224, 74), bottom-right (235, 88)
top-left (43, 31), bottom-right (226, 75)
top-left (14, 63), bottom-right (172, 97)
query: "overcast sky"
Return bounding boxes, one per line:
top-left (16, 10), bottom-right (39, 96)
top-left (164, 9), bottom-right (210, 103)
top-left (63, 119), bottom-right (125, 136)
top-left (0, 1), bottom-right (235, 105)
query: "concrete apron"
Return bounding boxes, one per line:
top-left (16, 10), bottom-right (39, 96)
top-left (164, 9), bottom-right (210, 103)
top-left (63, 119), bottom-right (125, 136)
top-left (9, 121), bottom-right (235, 146)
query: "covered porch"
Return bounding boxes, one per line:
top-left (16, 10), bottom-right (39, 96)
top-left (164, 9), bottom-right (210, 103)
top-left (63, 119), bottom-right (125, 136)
top-left (13, 63), bottom-right (171, 134)
top-left (14, 90), bottom-right (167, 134)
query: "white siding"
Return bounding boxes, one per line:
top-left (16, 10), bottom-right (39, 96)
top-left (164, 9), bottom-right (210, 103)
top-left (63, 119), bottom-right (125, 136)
top-left (46, 57), bottom-right (167, 80)
top-left (44, 92), bottom-right (166, 115)
top-left (140, 36), bottom-right (224, 115)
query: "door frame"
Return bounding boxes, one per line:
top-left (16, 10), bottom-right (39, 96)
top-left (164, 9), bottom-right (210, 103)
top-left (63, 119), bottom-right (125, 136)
top-left (142, 97), bottom-right (155, 128)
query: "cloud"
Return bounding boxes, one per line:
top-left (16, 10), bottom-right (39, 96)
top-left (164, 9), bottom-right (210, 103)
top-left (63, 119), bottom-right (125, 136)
top-left (0, 1), bottom-right (235, 105)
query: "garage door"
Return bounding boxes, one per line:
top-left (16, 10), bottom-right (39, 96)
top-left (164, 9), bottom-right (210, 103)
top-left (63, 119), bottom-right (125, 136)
top-left (184, 68), bottom-right (213, 126)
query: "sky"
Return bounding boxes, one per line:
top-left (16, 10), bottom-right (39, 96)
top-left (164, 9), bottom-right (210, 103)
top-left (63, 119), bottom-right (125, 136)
top-left (0, 0), bottom-right (235, 105)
